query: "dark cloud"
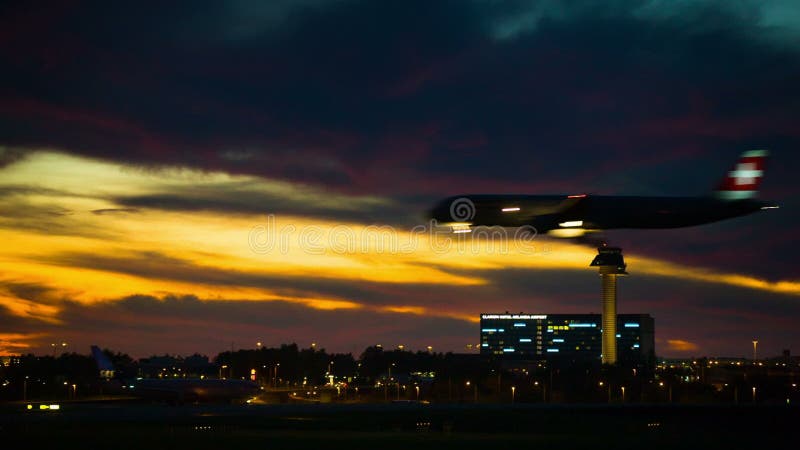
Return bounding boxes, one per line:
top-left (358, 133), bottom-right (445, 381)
top-left (48, 294), bottom-right (474, 358)
top-left (90, 208), bottom-right (140, 215)
top-left (2, 0), bottom-right (798, 197)
top-left (1, 0), bottom-right (798, 357)
top-left (1, 280), bottom-right (58, 303)
top-left (111, 183), bottom-right (426, 226)
top-left (33, 249), bottom-right (471, 309)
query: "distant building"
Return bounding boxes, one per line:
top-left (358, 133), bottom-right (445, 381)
top-left (0, 355), bottom-right (20, 367)
top-left (480, 313), bottom-right (655, 369)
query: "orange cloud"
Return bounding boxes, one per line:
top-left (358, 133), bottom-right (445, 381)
top-left (0, 333), bottom-right (44, 356)
top-left (666, 339), bottom-right (699, 352)
top-left (0, 150), bottom-right (797, 346)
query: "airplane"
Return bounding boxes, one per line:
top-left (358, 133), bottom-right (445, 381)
top-left (91, 345), bottom-right (260, 403)
top-left (429, 150), bottom-right (778, 237)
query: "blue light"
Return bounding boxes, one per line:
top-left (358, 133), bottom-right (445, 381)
top-left (481, 328), bottom-right (497, 333)
top-left (498, 328), bottom-right (505, 332)
top-left (569, 323), bottom-right (596, 328)
top-left (616, 334), bottom-right (621, 338)
top-left (519, 338), bottom-right (532, 343)
top-left (624, 323), bottom-right (640, 328)
top-left (633, 344), bottom-right (640, 348)
top-left (513, 323), bottom-right (526, 327)
top-left (546, 348), bottom-right (559, 353)
top-left (503, 348), bottom-right (515, 353)
top-left (552, 338), bottom-right (564, 343)
top-left (481, 343), bottom-right (488, 347)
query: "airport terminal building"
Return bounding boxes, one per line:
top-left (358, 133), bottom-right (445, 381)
top-left (480, 313), bottom-right (655, 368)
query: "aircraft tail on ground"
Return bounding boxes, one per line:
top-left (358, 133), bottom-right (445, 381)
top-left (90, 345), bottom-right (115, 379)
top-left (714, 150), bottom-right (768, 200)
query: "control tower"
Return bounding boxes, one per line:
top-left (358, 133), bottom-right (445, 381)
top-left (590, 247), bottom-right (628, 365)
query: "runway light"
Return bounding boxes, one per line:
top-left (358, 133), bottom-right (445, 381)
top-left (567, 194), bottom-right (587, 198)
top-left (761, 206), bottom-right (779, 209)
top-left (501, 207), bottom-right (521, 212)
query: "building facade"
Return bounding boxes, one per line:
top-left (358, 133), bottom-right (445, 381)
top-left (480, 313), bottom-right (654, 368)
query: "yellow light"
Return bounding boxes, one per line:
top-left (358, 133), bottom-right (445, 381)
top-left (441, 222), bottom-right (472, 227)
top-left (49, 404), bottom-right (60, 410)
top-left (558, 220), bottom-right (584, 228)
top-left (547, 228), bottom-right (586, 238)
top-left (448, 223), bottom-right (473, 233)
top-left (27, 404), bottom-right (32, 410)
top-left (39, 404), bottom-right (49, 410)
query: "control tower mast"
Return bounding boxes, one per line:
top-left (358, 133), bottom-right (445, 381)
top-left (590, 247), bottom-right (628, 365)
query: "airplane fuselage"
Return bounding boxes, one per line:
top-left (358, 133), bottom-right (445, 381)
top-left (430, 195), bottom-right (773, 232)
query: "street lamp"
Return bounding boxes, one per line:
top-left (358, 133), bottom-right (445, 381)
top-left (71, 384), bottom-right (76, 400)
top-left (534, 380), bottom-right (546, 403)
top-left (472, 381), bottom-right (478, 402)
top-left (256, 341), bottom-right (262, 349)
top-left (621, 386), bottom-right (626, 403)
top-left (752, 386), bottom-right (757, 402)
top-left (599, 381), bottom-right (610, 403)
top-left (752, 340), bottom-right (758, 361)
top-left (511, 386), bottom-right (516, 404)
top-left (274, 363), bottom-right (280, 388)
top-left (415, 385), bottom-right (420, 401)
top-left (50, 342), bottom-right (66, 357)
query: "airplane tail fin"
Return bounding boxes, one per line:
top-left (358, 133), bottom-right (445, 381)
top-left (90, 345), bottom-right (116, 379)
top-left (714, 150), bottom-right (768, 200)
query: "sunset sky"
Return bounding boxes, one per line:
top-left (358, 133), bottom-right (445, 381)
top-left (1, 1), bottom-right (799, 359)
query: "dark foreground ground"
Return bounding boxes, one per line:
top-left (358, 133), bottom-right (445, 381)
top-left (1, 402), bottom-right (796, 449)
